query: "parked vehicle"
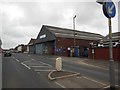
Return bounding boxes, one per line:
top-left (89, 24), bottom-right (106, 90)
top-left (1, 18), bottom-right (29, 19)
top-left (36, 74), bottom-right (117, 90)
top-left (4, 50), bottom-right (12, 57)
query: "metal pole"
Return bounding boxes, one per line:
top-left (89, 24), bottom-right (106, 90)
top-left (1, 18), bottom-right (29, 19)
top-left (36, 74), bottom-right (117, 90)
top-left (73, 16), bottom-right (76, 48)
top-left (55, 40), bottom-right (57, 55)
top-left (108, 18), bottom-right (115, 89)
top-left (73, 15), bottom-right (76, 57)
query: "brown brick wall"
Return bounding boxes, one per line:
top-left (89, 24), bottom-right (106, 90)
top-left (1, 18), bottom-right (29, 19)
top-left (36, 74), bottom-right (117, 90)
top-left (56, 37), bottom-right (95, 48)
top-left (55, 37), bottom-right (97, 56)
top-left (89, 47), bottom-right (120, 61)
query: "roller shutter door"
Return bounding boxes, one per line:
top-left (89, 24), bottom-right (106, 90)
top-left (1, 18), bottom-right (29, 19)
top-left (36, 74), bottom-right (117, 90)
top-left (29, 45), bottom-right (34, 54)
top-left (36, 44), bottom-right (44, 54)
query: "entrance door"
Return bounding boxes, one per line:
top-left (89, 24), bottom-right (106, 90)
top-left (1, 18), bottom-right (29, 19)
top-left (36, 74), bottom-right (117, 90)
top-left (75, 47), bottom-right (79, 57)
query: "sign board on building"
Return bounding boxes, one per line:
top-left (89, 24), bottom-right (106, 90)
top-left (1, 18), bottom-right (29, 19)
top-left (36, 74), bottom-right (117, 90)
top-left (92, 49), bottom-right (94, 54)
top-left (68, 47), bottom-right (70, 50)
top-left (40, 34), bottom-right (46, 39)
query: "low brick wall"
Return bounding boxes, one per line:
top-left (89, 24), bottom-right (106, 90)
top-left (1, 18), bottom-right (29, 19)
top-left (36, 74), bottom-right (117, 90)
top-left (88, 47), bottom-right (120, 61)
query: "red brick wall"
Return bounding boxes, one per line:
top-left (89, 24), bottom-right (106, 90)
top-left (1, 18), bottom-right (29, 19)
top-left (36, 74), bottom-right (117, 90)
top-left (55, 37), bottom-right (97, 56)
top-left (89, 47), bottom-right (120, 61)
top-left (56, 37), bottom-right (95, 48)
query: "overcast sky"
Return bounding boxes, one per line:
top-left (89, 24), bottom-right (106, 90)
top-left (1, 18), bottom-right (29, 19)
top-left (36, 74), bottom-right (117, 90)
top-left (0, 0), bottom-right (119, 49)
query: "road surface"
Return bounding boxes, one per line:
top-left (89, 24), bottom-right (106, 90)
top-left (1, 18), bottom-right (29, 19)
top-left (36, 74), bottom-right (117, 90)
top-left (2, 53), bottom-right (119, 89)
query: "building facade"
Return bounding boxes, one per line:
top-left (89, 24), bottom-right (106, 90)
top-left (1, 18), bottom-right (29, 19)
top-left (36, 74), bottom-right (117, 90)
top-left (15, 44), bottom-right (27, 53)
top-left (89, 32), bottom-right (120, 61)
top-left (35, 25), bottom-right (104, 57)
top-left (28, 38), bottom-right (36, 54)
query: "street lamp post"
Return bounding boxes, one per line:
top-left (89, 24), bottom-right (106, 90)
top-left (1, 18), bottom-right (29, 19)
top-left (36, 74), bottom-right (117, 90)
top-left (73, 15), bottom-right (76, 57)
top-left (96, 0), bottom-right (116, 89)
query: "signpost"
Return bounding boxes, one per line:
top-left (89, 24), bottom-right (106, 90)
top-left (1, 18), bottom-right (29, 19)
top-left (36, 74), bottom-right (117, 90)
top-left (97, 0), bottom-right (116, 89)
top-left (103, 1), bottom-right (116, 18)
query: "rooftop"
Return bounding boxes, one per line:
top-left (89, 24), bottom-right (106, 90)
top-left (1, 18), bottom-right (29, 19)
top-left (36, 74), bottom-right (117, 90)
top-left (44, 25), bottom-right (104, 40)
top-left (28, 38), bottom-right (36, 45)
top-left (102, 32), bottom-right (120, 42)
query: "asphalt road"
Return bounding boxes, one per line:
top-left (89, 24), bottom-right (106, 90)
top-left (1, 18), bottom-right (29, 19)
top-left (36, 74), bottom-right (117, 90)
top-left (22, 53), bottom-right (118, 85)
top-left (2, 53), bottom-right (119, 88)
top-left (2, 54), bottom-right (61, 88)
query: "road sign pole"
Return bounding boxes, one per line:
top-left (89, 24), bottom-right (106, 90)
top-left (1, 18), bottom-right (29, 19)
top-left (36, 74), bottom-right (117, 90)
top-left (97, 0), bottom-right (116, 89)
top-left (108, 18), bottom-right (115, 89)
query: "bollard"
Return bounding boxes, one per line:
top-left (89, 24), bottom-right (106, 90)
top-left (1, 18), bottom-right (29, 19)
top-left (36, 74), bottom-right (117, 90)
top-left (55, 57), bottom-right (62, 71)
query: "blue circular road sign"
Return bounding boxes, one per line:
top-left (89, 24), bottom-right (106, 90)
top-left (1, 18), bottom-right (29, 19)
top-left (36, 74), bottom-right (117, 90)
top-left (103, 1), bottom-right (116, 18)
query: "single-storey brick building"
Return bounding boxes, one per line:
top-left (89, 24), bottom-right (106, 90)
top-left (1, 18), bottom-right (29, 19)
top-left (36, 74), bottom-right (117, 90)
top-left (89, 32), bottom-right (120, 61)
top-left (35, 25), bottom-right (104, 57)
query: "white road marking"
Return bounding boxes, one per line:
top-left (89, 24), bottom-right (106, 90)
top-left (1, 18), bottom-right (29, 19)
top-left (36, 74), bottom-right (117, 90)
top-left (38, 61), bottom-right (52, 67)
top-left (22, 59), bottom-right (34, 63)
top-left (103, 85), bottom-right (120, 88)
top-left (80, 62), bottom-right (118, 72)
top-left (103, 85), bottom-right (110, 88)
top-left (31, 66), bottom-right (50, 68)
top-left (81, 61), bottom-right (107, 69)
top-left (53, 73), bottom-right (80, 80)
top-left (55, 82), bottom-right (66, 88)
top-left (116, 85), bottom-right (120, 88)
top-left (31, 58), bottom-right (34, 60)
top-left (77, 76), bottom-right (82, 79)
top-left (63, 69), bottom-right (80, 74)
top-left (115, 69), bottom-right (119, 72)
top-left (82, 76), bottom-right (107, 86)
top-left (34, 69), bottom-right (53, 72)
top-left (21, 63), bottom-right (31, 69)
top-left (16, 59), bottom-right (20, 62)
top-left (102, 85), bottom-right (120, 89)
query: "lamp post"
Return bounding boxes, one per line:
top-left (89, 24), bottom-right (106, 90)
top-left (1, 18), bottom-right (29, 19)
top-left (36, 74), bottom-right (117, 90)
top-left (96, 0), bottom-right (116, 89)
top-left (73, 15), bottom-right (76, 56)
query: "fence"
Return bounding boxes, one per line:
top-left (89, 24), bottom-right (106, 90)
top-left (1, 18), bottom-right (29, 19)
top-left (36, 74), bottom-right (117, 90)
top-left (88, 47), bottom-right (120, 61)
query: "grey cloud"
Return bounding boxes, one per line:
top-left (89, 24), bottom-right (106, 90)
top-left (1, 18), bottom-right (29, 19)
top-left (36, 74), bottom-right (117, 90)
top-left (2, 34), bottom-right (29, 49)
top-left (9, 2), bottom-right (106, 30)
top-left (3, 26), bottom-right (26, 38)
top-left (2, 25), bottom-right (39, 39)
top-left (1, 1), bottom-right (118, 49)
